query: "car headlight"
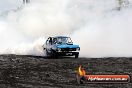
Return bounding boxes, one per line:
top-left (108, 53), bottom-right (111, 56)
top-left (76, 47), bottom-right (80, 51)
top-left (57, 48), bottom-right (61, 52)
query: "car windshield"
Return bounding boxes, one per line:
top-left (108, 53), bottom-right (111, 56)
top-left (55, 37), bottom-right (73, 44)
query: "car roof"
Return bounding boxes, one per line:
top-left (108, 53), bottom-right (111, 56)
top-left (53, 36), bottom-right (69, 38)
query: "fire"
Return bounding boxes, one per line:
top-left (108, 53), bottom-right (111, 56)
top-left (78, 65), bottom-right (86, 76)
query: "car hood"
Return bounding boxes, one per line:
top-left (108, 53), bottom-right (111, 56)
top-left (57, 44), bottom-right (80, 48)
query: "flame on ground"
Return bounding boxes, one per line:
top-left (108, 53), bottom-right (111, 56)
top-left (78, 65), bottom-right (86, 76)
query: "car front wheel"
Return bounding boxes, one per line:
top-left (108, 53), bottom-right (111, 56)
top-left (51, 50), bottom-right (58, 59)
top-left (75, 54), bottom-right (79, 58)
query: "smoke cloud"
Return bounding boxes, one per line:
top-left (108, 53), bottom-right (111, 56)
top-left (0, 0), bottom-right (132, 57)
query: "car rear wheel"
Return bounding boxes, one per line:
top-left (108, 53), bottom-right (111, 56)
top-left (43, 48), bottom-right (48, 56)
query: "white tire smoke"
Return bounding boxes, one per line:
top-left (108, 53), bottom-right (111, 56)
top-left (0, 0), bottom-right (132, 57)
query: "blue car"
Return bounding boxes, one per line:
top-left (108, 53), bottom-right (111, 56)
top-left (42, 36), bottom-right (80, 58)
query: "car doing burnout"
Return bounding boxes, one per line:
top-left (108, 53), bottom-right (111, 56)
top-left (42, 36), bottom-right (80, 58)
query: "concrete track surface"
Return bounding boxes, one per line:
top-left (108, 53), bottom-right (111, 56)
top-left (0, 54), bottom-right (131, 88)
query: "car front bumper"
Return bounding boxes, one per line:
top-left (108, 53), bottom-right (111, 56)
top-left (56, 52), bottom-right (79, 56)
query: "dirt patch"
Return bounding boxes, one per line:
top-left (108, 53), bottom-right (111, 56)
top-left (0, 55), bottom-right (131, 88)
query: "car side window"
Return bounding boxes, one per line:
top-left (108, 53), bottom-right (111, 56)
top-left (46, 37), bottom-right (53, 45)
top-left (49, 37), bottom-right (52, 45)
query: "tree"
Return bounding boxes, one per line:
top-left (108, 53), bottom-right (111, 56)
top-left (117, 0), bottom-right (129, 10)
top-left (23, 0), bottom-right (30, 4)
